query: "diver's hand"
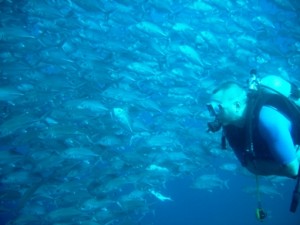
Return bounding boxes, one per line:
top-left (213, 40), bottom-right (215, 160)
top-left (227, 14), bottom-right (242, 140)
top-left (296, 145), bottom-right (300, 162)
top-left (246, 159), bottom-right (298, 178)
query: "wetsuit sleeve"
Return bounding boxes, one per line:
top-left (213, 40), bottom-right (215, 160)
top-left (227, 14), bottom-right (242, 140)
top-left (258, 106), bottom-right (296, 165)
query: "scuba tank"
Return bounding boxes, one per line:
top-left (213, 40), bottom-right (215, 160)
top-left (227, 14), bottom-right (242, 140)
top-left (250, 70), bottom-right (300, 106)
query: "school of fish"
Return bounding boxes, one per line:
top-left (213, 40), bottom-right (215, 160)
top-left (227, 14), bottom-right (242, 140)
top-left (0, 0), bottom-right (300, 224)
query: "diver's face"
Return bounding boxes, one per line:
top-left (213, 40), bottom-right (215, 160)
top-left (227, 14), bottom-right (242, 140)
top-left (206, 101), bottom-right (238, 126)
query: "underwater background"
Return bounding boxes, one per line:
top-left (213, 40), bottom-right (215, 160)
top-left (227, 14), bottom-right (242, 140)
top-left (0, 0), bottom-right (300, 224)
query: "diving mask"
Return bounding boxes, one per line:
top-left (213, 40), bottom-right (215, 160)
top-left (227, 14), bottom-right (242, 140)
top-left (206, 103), bottom-right (223, 132)
top-left (206, 103), bottom-right (223, 117)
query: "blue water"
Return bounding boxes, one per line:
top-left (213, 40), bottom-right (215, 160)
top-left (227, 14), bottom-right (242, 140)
top-left (1, 0), bottom-right (300, 224)
top-left (142, 175), bottom-right (299, 225)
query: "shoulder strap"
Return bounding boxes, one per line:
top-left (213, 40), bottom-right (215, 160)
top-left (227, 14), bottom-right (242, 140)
top-left (244, 90), bottom-right (268, 157)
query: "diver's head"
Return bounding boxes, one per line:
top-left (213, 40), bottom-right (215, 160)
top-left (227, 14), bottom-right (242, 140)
top-left (207, 81), bottom-right (248, 127)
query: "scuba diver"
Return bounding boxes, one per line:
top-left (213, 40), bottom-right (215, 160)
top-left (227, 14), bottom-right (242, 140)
top-left (206, 71), bottom-right (300, 215)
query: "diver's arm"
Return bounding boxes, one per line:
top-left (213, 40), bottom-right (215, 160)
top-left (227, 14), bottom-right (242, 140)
top-left (252, 106), bottom-right (299, 178)
top-left (246, 158), bottom-right (299, 178)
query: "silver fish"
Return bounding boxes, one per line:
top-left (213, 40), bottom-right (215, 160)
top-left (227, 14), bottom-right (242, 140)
top-left (192, 174), bottom-right (229, 192)
top-left (112, 107), bottom-right (132, 132)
